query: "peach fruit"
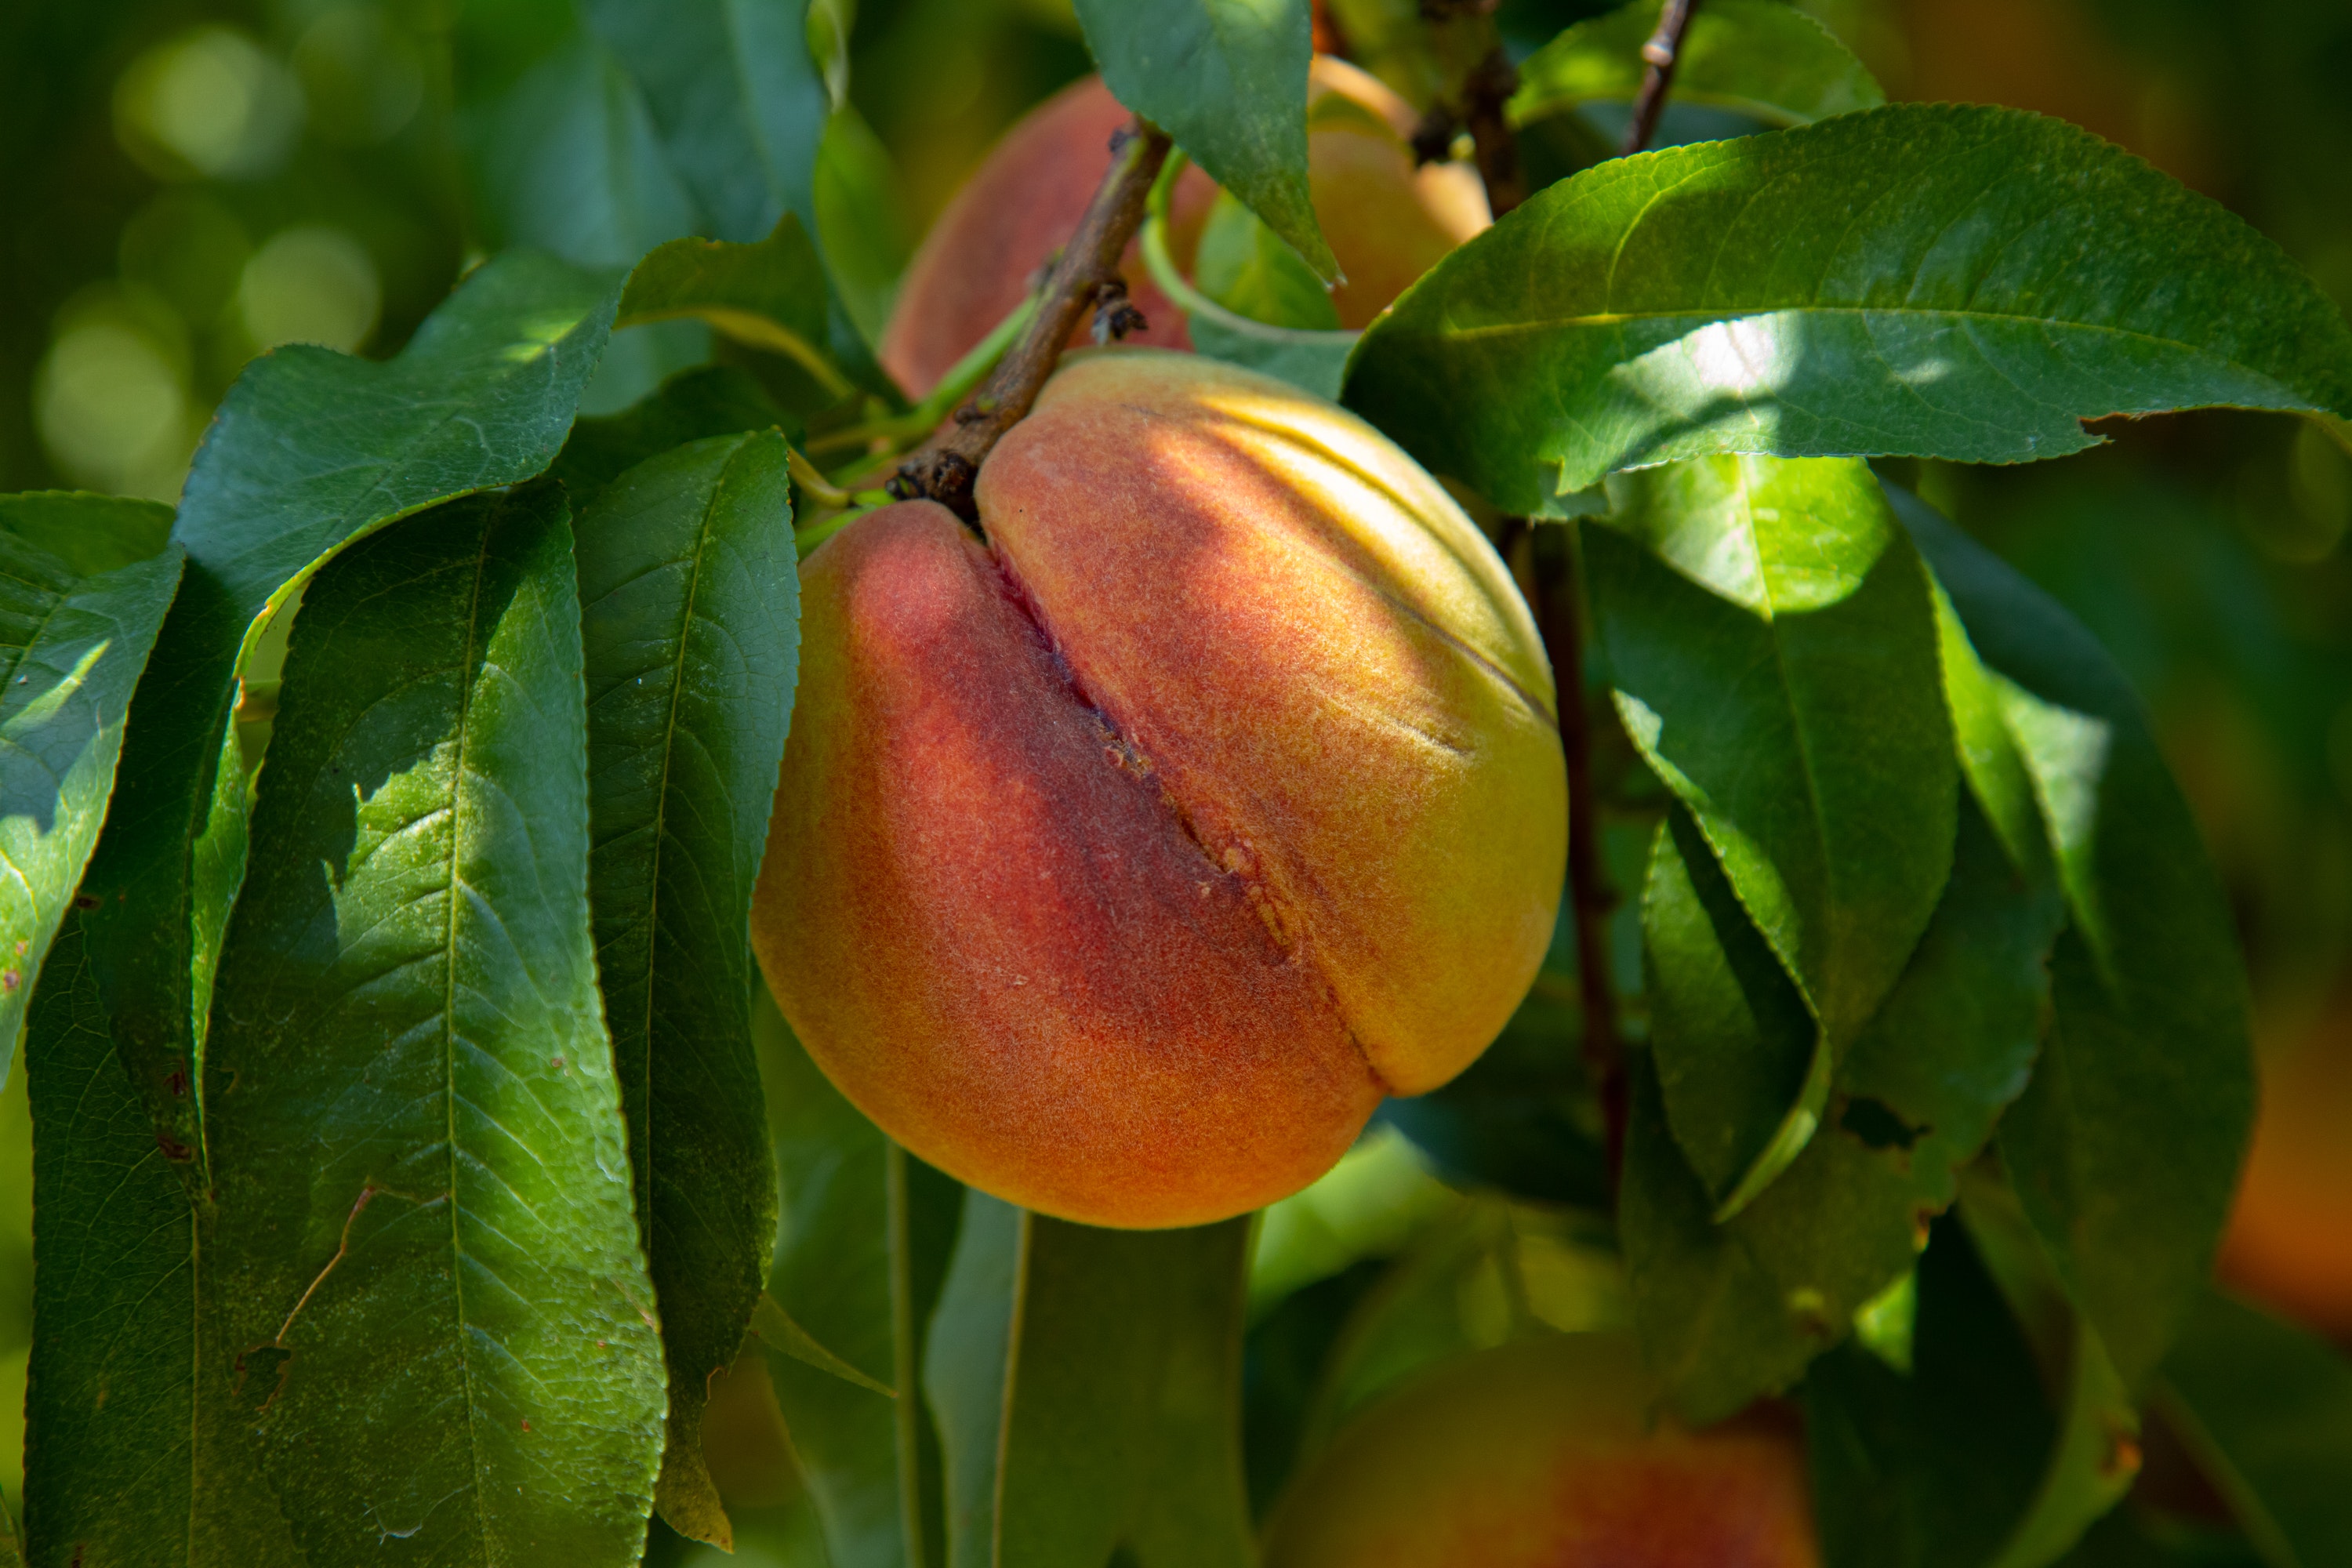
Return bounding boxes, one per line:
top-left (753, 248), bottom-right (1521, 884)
top-left (751, 349), bottom-right (1565, 1229)
top-left (878, 62), bottom-right (1490, 398)
top-left (1263, 1336), bottom-right (1821, 1568)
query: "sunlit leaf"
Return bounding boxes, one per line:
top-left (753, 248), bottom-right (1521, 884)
top-left (0, 495), bottom-right (181, 1091)
top-left (1512, 0), bottom-right (1885, 130)
top-left (1346, 105), bottom-right (2352, 508)
top-left (198, 488), bottom-right (666, 1563)
top-left (1074, 0), bottom-right (1338, 281)
top-left (617, 215), bottom-right (844, 397)
top-left (577, 432), bottom-right (800, 1545)
top-left (1591, 456), bottom-right (1955, 1205)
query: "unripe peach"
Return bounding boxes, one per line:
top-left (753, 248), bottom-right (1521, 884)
top-left (1264, 1337), bottom-right (1820, 1568)
top-left (879, 63), bottom-right (1490, 399)
top-left (751, 350), bottom-right (1564, 1228)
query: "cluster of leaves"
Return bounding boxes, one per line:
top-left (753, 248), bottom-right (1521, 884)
top-left (5, 2), bottom-right (2352, 1567)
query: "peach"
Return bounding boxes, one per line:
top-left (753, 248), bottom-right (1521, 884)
top-left (751, 350), bottom-right (1564, 1228)
top-left (1264, 1336), bottom-right (1821, 1568)
top-left (879, 62), bottom-right (1490, 398)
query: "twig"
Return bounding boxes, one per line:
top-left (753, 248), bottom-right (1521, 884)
top-left (1519, 524), bottom-right (1628, 1183)
top-left (1461, 47), bottom-right (1526, 218)
top-left (887, 121), bottom-right (1174, 521)
top-left (1621, 0), bottom-right (1702, 156)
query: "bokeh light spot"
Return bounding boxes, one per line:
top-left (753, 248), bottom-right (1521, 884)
top-left (114, 25), bottom-right (304, 182)
top-left (238, 225), bottom-right (383, 354)
top-left (34, 294), bottom-right (195, 502)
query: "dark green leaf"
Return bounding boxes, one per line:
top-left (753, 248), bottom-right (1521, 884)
top-left (617, 215), bottom-right (848, 400)
top-left (0, 494), bottom-right (182, 1091)
top-left (1374, 983), bottom-right (1611, 1208)
top-left (577, 432), bottom-right (800, 1544)
top-left (24, 915), bottom-right (292, 1566)
top-left (1511, 0), bottom-right (1884, 130)
top-left (760, 999), bottom-right (920, 1568)
top-left (995, 1218), bottom-right (1257, 1568)
top-left (457, 27), bottom-right (700, 268)
top-left (1898, 492), bottom-right (2255, 1391)
top-left (753, 1294), bottom-right (895, 1399)
top-left (1805, 1218), bottom-right (2056, 1568)
top-left (1074, 0), bottom-right (1338, 281)
top-left (815, 106), bottom-right (914, 349)
top-left (1624, 801), bottom-right (2060, 1424)
top-left (1194, 191), bottom-right (1341, 332)
top-left (2158, 1293), bottom-right (2352, 1568)
top-left (1591, 456), bottom-right (1956, 1203)
top-left (583, 0), bottom-right (831, 247)
top-left (925, 1190), bottom-right (1022, 1568)
top-left (1642, 811), bottom-right (1819, 1208)
top-left (1345, 105), bottom-right (2352, 508)
top-left (550, 364), bottom-right (799, 499)
top-left (200, 487), bottom-right (666, 1563)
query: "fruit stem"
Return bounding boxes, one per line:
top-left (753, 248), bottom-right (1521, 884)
top-left (1523, 523), bottom-right (1628, 1185)
top-left (886, 118), bottom-right (1175, 521)
top-left (1622, 0), bottom-right (1704, 157)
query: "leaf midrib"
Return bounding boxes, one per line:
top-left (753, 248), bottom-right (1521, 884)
top-left (633, 453), bottom-right (731, 1227)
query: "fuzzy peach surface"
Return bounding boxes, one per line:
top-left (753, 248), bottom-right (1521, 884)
top-left (1263, 1337), bottom-right (1821, 1568)
top-left (752, 350), bottom-right (1565, 1228)
top-left (878, 62), bottom-right (1488, 398)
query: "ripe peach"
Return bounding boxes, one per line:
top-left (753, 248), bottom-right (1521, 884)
top-left (751, 350), bottom-right (1564, 1228)
top-left (1263, 1336), bottom-right (1820, 1568)
top-left (879, 63), bottom-right (1490, 398)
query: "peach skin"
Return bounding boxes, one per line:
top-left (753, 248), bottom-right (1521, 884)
top-left (879, 62), bottom-right (1489, 398)
top-left (1264, 1336), bottom-right (1821, 1568)
top-left (752, 350), bottom-right (1565, 1228)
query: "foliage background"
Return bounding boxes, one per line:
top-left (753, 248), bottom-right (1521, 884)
top-left (3, 0), bottom-right (2351, 1555)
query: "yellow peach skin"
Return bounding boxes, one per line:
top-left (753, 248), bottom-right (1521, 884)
top-left (1264, 1337), bottom-right (1821, 1568)
top-left (880, 62), bottom-right (1490, 398)
top-left (752, 350), bottom-right (1565, 1228)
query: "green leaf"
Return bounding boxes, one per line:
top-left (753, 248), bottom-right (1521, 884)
top-left (1345, 104), bottom-right (2352, 509)
top-left (177, 249), bottom-right (622, 630)
top-left (1641, 811), bottom-right (1820, 1210)
top-left (199, 487), bottom-right (666, 1563)
top-left (1957, 1169), bottom-right (2143, 1568)
top-left (1896, 491), bottom-right (2255, 1391)
top-left (1511, 0), bottom-right (1885, 130)
top-left (1248, 1125), bottom-right (1458, 1319)
top-left (760, 999), bottom-right (960, 1568)
top-left (0, 494), bottom-right (182, 1091)
top-left (1590, 456), bottom-right (1956, 1201)
top-left (2158, 1293), bottom-right (2352, 1568)
top-left (23, 914), bottom-right (269, 1566)
top-left (996, 1218), bottom-right (1257, 1568)
top-left (1804, 1218), bottom-right (2056, 1568)
top-left (1624, 799), bottom-right (2060, 1421)
top-left (617, 215), bottom-right (848, 399)
top-left (815, 105), bottom-right (913, 349)
top-left (456, 27), bottom-right (700, 268)
top-left (577, 432), bottom-right (800, 1545)
top-left (1194, 190), bottom-right (1341, 331)
top-left (1074, 0), bottom-right (1338, 282)
top-left (753, 1294), bottom-right (896, 1399)
top-left (583, 0), bottom-right (831, 247)
top-left (924, 1189), bottom-right (1022, 1568)
top-left (550, 364), bottom-right (799, 499)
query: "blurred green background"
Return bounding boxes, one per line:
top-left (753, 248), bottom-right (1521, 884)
top-left (5, 0), bottom-right (2352, 1552)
